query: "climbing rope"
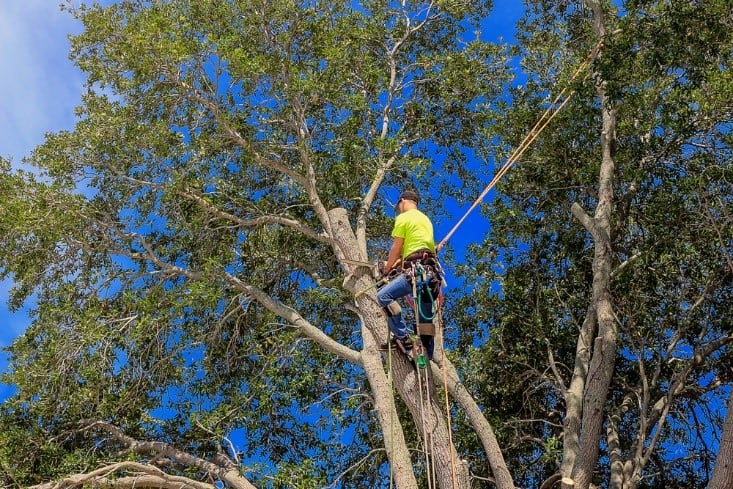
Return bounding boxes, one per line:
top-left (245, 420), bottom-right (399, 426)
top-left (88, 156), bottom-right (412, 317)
top-left (387, 332), bottom-right (395, 489)
top-left (438, 308), bottom-right (459, 489)
top-left (411, 271), bottom-right (435, 489)
top-left (436, 42), bottom-right (601, 251)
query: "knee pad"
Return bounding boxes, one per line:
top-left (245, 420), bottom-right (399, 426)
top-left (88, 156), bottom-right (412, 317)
top-left (383, 301), bottom-right (401, 317)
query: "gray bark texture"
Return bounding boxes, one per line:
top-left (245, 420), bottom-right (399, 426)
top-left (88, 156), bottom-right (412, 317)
top-left (709, 387), bottom-right (733, 489)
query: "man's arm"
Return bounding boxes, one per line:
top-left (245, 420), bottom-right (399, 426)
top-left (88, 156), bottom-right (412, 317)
top-left (384, 237), bottom-right (404, 273)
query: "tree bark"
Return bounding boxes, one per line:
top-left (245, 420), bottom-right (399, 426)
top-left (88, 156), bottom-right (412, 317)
top-left (708, 387), bottom-right (733, 489)
top-left (563, 3), bottom-right (619, 488)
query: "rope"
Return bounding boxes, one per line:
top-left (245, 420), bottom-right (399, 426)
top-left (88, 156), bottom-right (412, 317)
top-left (439, 308), bottom-right (458, 489)
top-left (387, 334), bottom-right (395, 489)
top-left (411, 269), bottom-right (434, 489)
top-left (436, 43), bottom-right (601, 252)
top-left (425, 367), bottom-right (437, 489)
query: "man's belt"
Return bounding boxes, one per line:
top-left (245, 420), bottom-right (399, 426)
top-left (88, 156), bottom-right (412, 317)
top-left (403, 249), bottom-right (435, 264)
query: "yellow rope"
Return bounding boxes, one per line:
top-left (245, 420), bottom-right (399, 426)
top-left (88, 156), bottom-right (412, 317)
top-left (426, 367), bottom-right (437, 489)
top-left (436, 43), bottom-right (601, 252)
top-left (439, 309), bottom-right (458, 489)
top-left (388, 338), bottom-right (394, 489)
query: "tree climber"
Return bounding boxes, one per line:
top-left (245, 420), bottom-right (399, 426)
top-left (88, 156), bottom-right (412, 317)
top-left (377, 189), bottom-right (443, 361)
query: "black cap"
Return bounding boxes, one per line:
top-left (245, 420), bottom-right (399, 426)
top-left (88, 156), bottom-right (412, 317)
top-left (398, 190), bottom-right (420, 206)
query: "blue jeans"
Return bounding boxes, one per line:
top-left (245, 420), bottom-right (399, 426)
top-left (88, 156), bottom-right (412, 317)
top-left (377, 272), bottom-right (437, 358)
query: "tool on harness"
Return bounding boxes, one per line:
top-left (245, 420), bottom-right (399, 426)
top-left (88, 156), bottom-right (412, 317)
top-left (417, 323), bottom-right (436, 335)
top-left (416, 351), bottom-right (428, 369)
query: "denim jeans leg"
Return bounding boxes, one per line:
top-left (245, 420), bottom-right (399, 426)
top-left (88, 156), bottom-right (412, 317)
top-left (376, 273), bottom-right (412, 339)
top-left (421, 335), bottom-right (435, 360)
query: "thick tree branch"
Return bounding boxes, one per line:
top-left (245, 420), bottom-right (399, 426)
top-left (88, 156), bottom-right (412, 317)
top-left (571, 202), bottom-right (595, 237)
top-left (81, 421), bottom-right (257, 489)
top-left (29, 461), bottom-right (216, 489)
top-left (223, 272), bottom-right (363, 366)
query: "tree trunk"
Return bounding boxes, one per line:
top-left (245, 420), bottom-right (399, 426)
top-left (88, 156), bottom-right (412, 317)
top-left (434, 356), bottom-right (515, 489)
top-left (329, 208), bottom-right (467, 489)
top-left (564, 95), bottom-right (618, 489)
top-left (560, 303), bottom-right (598, 484)
top-left (709, 387), bottom-right (733, 489)
top-left (563, 3), bottom-right (619, 488)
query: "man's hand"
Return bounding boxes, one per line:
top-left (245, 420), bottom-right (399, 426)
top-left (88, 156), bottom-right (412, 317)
top-left (378, 260), bottom-right (387, 277)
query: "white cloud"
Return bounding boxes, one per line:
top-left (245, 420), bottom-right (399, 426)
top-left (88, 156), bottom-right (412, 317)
top-left (0, 0), bottom-right (85, 166)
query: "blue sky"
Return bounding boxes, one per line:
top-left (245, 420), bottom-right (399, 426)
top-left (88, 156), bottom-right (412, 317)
top-left (0, 1), bottom-right (85, 397)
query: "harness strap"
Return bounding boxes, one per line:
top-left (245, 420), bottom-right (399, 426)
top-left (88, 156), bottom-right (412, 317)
top-left (417, 323), bottom-right (436, 336)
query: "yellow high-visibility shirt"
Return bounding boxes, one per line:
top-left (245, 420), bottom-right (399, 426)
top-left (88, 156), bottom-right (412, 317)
top-left (392, 208), bottom-right (436, 259)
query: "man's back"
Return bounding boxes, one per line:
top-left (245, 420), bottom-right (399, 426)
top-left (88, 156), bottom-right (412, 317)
top-left (392, 208), bottom-right (435, 259)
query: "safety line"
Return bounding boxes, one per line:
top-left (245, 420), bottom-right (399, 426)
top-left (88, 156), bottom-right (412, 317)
top-left (412, 271), bottom-right (434, 489)
top-left (388, 337), bottom-right (395, 489)
top-left (436, 43), bottom-right (600, 251)
top-left (439, 308), bottom-right (458, 489)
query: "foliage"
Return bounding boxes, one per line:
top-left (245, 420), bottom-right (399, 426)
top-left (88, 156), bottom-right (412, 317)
top-left (0, 1), bottom-right (509, 488)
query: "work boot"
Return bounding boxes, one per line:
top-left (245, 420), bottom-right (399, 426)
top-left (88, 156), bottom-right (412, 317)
top-left (380, 335), bottom-right (413, 355)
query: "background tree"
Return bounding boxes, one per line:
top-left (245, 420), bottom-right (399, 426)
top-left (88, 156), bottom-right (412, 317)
top-left (452, 1), bottom-right (732, 488)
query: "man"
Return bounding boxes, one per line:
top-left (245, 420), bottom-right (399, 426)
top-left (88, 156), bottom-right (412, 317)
top-left (377, 189), bottom-right (441, 360)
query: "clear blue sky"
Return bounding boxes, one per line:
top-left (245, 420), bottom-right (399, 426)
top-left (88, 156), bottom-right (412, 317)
top-left (0, 2), bottom-right (524, 400)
